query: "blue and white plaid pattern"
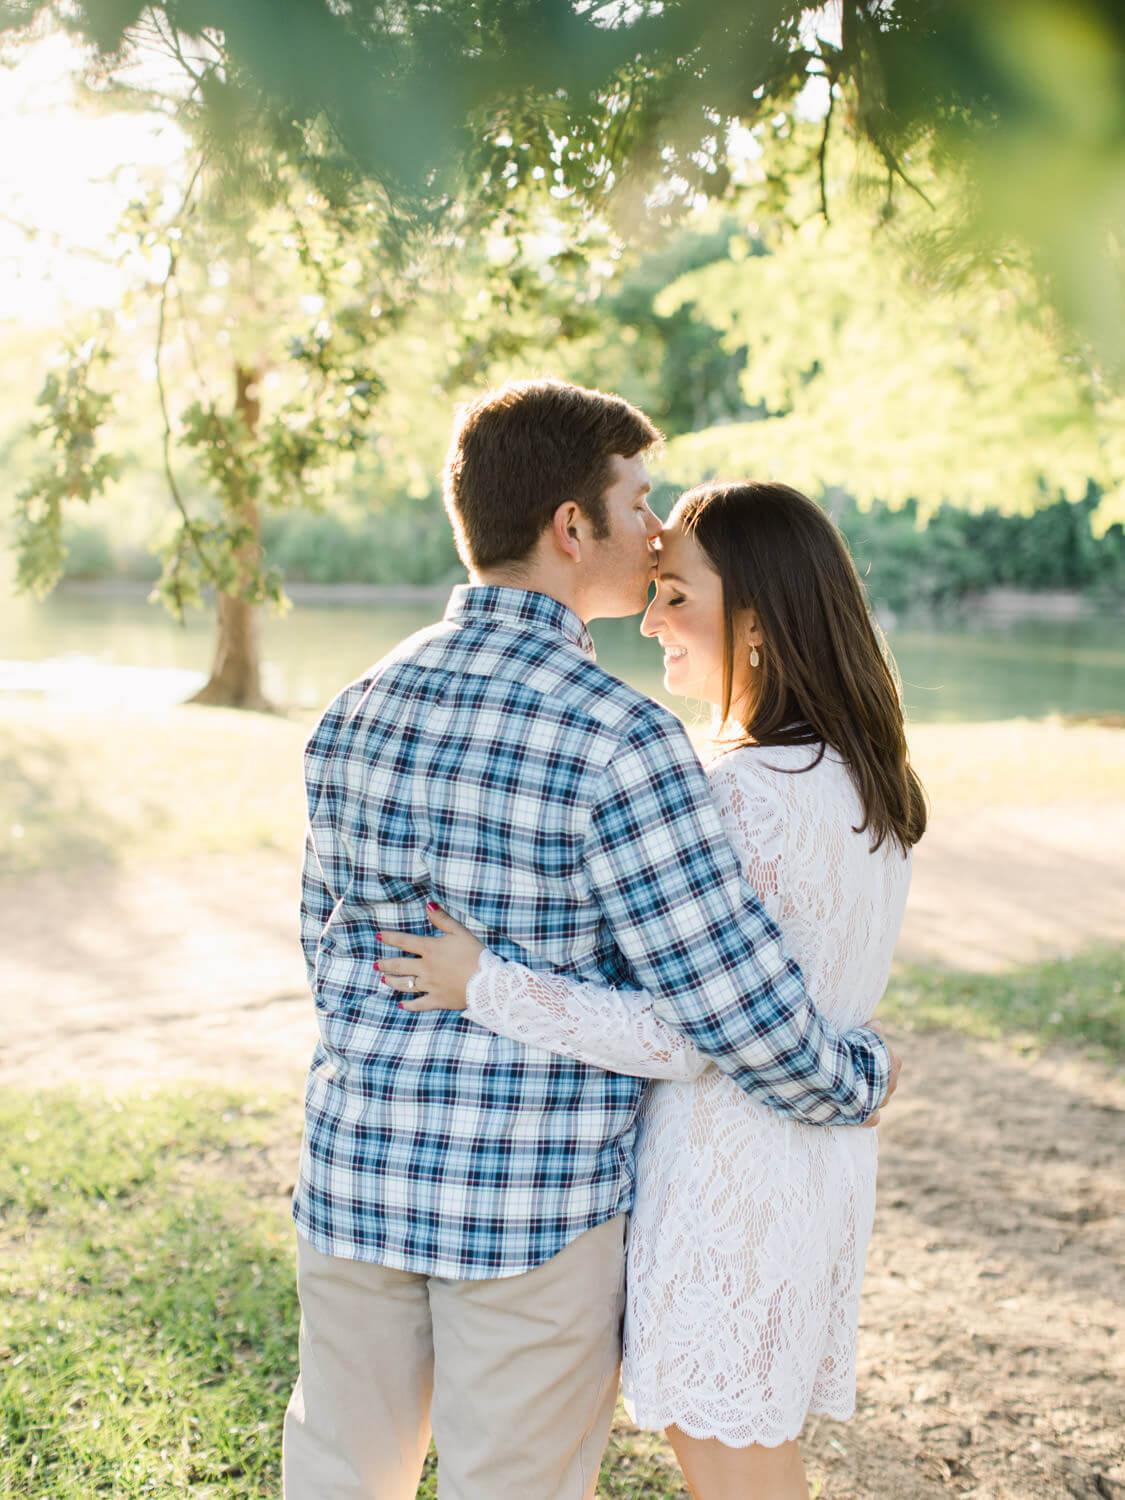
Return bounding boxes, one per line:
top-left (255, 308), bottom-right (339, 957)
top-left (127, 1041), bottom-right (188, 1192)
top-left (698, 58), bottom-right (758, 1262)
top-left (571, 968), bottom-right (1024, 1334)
top-left (295, 585), bottom-right (890, 1277)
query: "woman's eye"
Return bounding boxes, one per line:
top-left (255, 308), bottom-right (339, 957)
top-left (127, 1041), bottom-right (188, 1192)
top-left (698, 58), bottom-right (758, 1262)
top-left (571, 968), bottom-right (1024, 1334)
top-left (667, 595), bottom-right (685, 607)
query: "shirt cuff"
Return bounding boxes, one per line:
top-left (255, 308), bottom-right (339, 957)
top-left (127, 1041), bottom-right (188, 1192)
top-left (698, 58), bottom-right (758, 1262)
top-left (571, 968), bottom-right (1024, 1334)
top-left (847, 1024), bottom-right (892, 1118)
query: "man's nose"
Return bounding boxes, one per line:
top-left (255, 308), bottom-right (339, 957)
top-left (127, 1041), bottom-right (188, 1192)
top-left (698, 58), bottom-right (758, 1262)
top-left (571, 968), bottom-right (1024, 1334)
top-left (644, 507), bottom-right (662, 539)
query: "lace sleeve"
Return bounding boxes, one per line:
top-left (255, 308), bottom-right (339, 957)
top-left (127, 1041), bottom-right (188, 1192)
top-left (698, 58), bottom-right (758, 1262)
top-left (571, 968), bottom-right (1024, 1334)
top-left (464, 951), bottom-right (711, 1082)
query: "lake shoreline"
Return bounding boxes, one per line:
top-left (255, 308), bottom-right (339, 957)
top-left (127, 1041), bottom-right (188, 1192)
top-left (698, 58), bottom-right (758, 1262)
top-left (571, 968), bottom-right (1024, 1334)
top-left (53, 577), bottom-right (456, 605)
top-left (10, 583), bottom-right (1123, 722)
top-left (49, 577), bottom-right (1120, 622)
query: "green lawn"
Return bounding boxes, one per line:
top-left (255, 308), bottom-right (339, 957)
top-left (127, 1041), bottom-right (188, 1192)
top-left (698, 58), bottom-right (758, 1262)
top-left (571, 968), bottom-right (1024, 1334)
top-left (0, 1088), bottom-right (689, 1499)
top-left (3, 946), bottom-right (1121, 1497)
top-left (3, 702), bottom-right (1121, 1495)
top-left (0, 702), bottom-right (309, 876)
top-left (0, 1091), bottom-right (298, 1499)
top-left (883, 948), bottom-right (1125, 1059)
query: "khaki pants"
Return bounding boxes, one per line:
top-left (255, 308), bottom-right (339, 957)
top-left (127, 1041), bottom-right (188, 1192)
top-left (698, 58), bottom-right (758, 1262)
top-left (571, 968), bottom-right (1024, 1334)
top-left (282, 1215), bottom-right (627, 1500)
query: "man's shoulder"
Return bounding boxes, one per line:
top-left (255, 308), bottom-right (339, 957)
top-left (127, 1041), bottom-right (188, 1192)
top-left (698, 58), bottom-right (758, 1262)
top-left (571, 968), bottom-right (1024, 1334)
top-left (308, 614), bottom-right (694, 771)
top-left (383, 616), bottom-right (686, 735)
top-left (538, 647), bottom-right (689, 742)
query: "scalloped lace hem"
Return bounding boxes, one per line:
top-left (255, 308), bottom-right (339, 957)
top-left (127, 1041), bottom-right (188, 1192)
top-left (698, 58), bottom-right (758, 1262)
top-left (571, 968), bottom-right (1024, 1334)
top-left (623, 1394), bottom-right (857, 1448)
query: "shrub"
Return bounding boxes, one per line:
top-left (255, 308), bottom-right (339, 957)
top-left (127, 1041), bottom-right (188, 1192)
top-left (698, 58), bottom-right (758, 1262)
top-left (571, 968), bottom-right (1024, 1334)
top-left (59, 519), bottom-right (116, 580)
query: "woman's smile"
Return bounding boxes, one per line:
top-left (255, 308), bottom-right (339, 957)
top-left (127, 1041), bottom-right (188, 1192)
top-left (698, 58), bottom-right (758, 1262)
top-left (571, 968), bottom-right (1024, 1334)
top-left (641, 522), bottom-right (731, 705)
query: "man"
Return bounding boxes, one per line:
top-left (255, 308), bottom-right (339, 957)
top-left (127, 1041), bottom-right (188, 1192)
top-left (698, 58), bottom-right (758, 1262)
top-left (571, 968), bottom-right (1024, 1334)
top-left (284, 379), bottom-right (897, 1500)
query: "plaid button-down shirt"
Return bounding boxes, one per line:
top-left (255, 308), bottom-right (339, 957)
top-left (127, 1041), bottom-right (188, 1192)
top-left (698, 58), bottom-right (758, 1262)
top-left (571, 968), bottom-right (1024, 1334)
top-left (294, 585), bottom-right (890, 1278)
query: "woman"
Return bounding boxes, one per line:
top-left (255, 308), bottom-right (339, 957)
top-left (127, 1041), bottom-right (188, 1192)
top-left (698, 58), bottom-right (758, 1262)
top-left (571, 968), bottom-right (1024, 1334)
top-left (378, 481), bottom-right (926, 1500)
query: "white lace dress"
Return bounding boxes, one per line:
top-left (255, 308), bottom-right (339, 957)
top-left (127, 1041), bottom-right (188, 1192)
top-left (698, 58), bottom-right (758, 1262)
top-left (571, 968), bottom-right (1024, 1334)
top-left (464, 743), bottom-right (913, 1447)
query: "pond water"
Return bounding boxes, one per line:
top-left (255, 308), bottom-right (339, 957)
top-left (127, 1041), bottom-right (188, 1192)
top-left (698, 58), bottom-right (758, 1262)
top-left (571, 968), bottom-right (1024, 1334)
top-left (2, 584), bottom-right (1123, 724)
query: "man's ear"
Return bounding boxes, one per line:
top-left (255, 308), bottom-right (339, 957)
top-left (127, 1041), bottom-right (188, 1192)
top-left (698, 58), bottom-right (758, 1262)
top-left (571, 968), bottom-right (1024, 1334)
top-left (550, 501), bottom-right (586, 563)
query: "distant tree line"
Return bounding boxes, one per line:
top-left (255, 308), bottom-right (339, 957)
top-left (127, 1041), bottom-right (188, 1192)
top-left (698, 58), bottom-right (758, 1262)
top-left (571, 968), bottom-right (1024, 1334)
top-left (59, 484), bottom-right (1125, 615)
top-left (45, 188), bottom-right (1125, 612)
top-left (10, 0), bottom-right (1125, 707)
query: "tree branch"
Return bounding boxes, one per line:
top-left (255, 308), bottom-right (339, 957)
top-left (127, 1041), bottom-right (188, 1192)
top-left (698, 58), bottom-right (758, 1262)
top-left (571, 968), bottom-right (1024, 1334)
top-left (152, 154), bottom-right (217, 611)
top-left (149, 8), bottom-right (205, 86)
top-left (817, 77), bottom-right (836, 221)
top-left (877, 141), bottom-right (935, 212)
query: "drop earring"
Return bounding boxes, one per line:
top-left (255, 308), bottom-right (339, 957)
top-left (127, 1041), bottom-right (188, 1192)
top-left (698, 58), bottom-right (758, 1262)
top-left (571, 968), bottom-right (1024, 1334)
top-left (750, 646), bottom-right (760, 669)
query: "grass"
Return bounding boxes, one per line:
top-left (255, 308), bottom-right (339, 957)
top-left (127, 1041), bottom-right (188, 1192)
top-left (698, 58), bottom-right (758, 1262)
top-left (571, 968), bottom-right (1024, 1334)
top-left (0, 701), bottom-right (309, 876)
top-left (882, 948), bottom-right (1125, 1060)
top-left (3, 944), bottom-right (1121, 1498)
top-left (0, 1089), bottom-right (689, 1500)
top-left (0, 1090), bottom-right (299, 1499)
top-left (2, 703), bottom-right (1121, 1494)
top-left (901, 715), bottom-right (1125, 810)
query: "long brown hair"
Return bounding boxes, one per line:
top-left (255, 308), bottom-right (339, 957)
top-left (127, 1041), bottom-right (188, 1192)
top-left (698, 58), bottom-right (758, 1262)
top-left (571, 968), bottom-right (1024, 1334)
top-left (676, 480), bottom-right (927, 853)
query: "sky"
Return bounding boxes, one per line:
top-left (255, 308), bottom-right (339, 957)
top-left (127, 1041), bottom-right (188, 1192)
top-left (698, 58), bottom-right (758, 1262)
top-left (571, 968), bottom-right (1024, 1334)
top-left (0, 31), bottom-right (187, 328)
top-left (0, 10), bottom-right (835, 333)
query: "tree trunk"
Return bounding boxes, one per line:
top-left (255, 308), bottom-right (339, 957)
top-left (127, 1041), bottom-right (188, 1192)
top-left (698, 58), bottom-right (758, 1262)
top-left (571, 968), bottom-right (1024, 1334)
top-left (189, 364), bottom-right (274, 712)
top-left (190, 589), bottom-right (270, 709)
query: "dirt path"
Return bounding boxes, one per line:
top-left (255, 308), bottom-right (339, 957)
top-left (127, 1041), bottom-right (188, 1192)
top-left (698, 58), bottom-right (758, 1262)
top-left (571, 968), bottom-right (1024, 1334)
top-left (807, 1031), bottom-right (1125, 1500)
top-left (4, 791), bottom-right (1124, 1089)
top-left (198, 1025), bottom-right (1124, 1500)
top-left (3, 800), bottom-right (1123, 1500)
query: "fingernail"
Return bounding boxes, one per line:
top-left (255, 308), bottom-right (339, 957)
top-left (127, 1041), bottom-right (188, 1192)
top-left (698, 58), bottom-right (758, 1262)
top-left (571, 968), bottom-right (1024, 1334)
top-left (374, 960), bottom-right (383, 970)
top-left (426, 902), bottom-right (438, 912)
top-left (376, 932), bottom-right (383, 941)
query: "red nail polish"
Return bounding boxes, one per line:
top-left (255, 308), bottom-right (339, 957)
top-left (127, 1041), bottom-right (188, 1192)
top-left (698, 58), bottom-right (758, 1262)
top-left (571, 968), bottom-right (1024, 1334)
top-left (376, 932), bottom-right (383, 940)
top-left (426, 903), bottom-right (438, 912)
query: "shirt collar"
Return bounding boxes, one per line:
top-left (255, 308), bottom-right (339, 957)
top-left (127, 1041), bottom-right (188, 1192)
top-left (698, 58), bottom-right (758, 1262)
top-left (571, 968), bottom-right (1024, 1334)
top-left (444, 584), bottom-right (596, 659)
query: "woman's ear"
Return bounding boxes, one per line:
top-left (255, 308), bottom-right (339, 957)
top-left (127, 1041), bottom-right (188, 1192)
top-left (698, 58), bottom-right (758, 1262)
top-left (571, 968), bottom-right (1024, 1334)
top-left (550, 500), bottom-right (585, 562)
top-left (743, 610), bottom-right (764, 648)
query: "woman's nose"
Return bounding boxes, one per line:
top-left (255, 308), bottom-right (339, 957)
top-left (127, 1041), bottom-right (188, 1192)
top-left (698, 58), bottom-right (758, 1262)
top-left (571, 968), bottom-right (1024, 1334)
top-left (640, 598), bottom-right (661, 637)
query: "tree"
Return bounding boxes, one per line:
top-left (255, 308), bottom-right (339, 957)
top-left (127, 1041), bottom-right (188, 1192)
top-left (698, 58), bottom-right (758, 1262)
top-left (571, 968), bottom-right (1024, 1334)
top-left (648, 120), bottom-right (1124, 529)
top-left (7, 0), bottom-right (1124, 706)
top-left (15, 135), bottom-right (422, 707)
top-left (5, 0), bottom-right (1120, 360)
top-left (9, 6), bottom-right (621, 706)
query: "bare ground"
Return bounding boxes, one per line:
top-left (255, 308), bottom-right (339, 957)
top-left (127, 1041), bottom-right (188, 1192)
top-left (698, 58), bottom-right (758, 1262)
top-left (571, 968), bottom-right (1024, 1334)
top-left (811, 1032), bottom-right (1125, 1500)
top-left (2, 796), bottom-right (1123, 1500)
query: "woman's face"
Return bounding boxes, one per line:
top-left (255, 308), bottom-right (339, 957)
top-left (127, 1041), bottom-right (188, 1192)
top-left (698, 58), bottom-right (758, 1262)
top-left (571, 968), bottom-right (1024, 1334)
top-left (641, 520), bottom-right (756, 710)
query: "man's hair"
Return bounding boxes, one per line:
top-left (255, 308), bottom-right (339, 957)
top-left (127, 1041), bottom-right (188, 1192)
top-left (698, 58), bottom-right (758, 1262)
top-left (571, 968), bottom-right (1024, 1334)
top-left (442, 378), bottom-right (662, 572)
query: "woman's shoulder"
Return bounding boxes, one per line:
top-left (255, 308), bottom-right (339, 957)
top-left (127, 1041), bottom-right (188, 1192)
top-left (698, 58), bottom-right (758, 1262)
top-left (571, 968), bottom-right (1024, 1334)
top-left (705, 741), bottom-right (860, 827)
top-left (705, 739), bottom-right (836, 784)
